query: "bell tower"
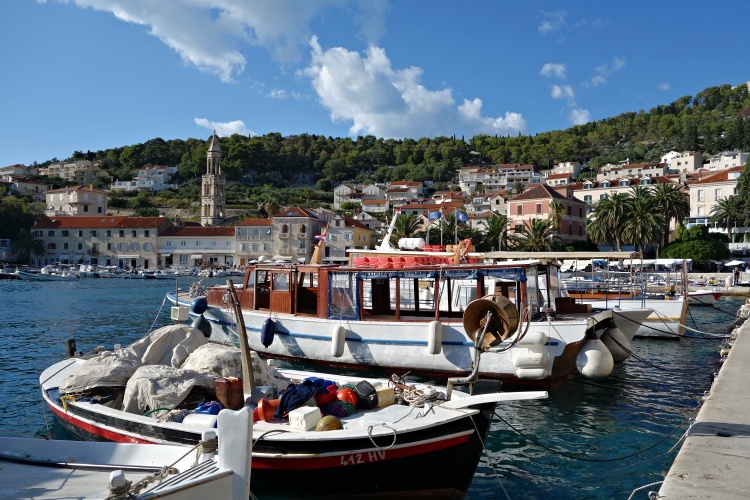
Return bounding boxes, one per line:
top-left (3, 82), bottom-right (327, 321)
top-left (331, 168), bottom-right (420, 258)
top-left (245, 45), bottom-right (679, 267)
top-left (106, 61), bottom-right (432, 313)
top-left (201, 130), bottom-right (225, 226)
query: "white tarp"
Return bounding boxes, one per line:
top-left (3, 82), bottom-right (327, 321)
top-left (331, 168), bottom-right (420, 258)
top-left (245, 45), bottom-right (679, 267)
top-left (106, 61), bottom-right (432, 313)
top-left (60, 325), bottom-right (208, 394)
top-left (60, 324), bottom-right (290, 415)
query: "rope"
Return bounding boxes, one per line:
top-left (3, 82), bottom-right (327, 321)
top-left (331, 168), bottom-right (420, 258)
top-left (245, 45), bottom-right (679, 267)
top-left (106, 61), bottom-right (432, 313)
top-left (494, 410), bottom-right (693, 463)
top-left (147, 292), bottom-right (169, 334)
top-left (627, 481), bottom-right (665, 500)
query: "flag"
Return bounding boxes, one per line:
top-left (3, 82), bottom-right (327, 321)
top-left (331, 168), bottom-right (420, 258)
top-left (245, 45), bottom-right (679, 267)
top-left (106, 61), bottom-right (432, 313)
top-left (428, 211), bottom-right (442, 220)
top-left (315, 232), bottom-right (327, 241)
top-left (456, 211), bottom-right (468, 223)
top-left (440, 206), bottom-right (447, 220)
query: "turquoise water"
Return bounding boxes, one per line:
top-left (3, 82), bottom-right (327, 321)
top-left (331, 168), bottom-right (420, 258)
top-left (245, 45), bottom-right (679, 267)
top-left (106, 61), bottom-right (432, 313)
top-left (0, 278), bottom-right (743, 498)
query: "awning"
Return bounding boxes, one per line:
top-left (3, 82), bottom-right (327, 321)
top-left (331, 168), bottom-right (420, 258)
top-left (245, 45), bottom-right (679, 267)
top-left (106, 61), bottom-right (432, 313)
top-left (72, 254), bottom-right (83, 262)
top-left (190, 254), bottom-right (204, 259)
top-left (117, 254), bottom-right (140, 259)
top-left (159, 253), bottom-right (171, 257)
top-left (57, 254), bottom-right (69, 261)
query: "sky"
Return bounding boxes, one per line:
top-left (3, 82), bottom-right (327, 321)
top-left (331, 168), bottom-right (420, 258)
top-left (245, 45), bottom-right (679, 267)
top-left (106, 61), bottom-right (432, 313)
top-left (2, 0), bottom-right (749, 167)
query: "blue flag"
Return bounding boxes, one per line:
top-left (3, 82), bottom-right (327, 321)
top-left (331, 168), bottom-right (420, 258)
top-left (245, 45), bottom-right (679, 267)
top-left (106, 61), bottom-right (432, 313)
top-left (428, 211), bottom-right (442, 220)
top-left (456, 211), bottom-right (468, 223)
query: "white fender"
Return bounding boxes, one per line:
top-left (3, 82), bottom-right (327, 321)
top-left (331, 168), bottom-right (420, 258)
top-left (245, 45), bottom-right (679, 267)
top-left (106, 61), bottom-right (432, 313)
top-left (515, 368), bottom-right (548, 379)
top-left (331, 325), bottom-right (346, 357)
top-left (514, 330), bottom-right (548, 346)
top-left (511, 351), bottom-right (548, 369)
top-left (601, 326), bottom-right (630, 363)
top-left (428, 320), bottom-right (443, 354)
top-left (576, 338), bottom-right (614, 379)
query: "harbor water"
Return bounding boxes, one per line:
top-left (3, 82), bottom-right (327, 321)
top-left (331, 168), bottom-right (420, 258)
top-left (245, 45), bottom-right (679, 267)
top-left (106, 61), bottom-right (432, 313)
top-left (0, 278), bottom-right (744, 499)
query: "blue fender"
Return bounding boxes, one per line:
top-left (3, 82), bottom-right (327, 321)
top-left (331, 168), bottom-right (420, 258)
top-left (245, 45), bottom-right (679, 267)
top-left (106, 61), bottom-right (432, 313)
top-left (261, 318), bottom-right (275, 348)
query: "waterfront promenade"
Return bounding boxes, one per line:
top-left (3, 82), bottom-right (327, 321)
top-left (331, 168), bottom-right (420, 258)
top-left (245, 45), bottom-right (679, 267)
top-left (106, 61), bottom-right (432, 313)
top-left (658, 300), bottom-right (750, 499)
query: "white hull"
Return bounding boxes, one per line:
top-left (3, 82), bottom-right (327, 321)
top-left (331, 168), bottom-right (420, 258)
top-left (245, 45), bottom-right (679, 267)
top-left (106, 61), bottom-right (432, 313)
top-left (0, 407), bottom-right (252, 499)
top-left (172, 292), bottom-right (652, 385)
top-left (15, 270), bottom-right (79, 281)
top-left (687, 290), bottom-right (722, 306)
top-left (580, 297), bottom-right (686, 339)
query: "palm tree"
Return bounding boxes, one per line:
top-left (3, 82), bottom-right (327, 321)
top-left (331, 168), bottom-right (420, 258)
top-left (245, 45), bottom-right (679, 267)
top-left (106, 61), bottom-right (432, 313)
top-left (10, 229), bottom-right (45, 264)
top-left (259, 192), bottom-right (281, 218)
top-left (651, 183), bottom-right (691, 248)
top-left (483, 213), bottom-right (509, 251)
top-left (390, 213), bottom-right (421, 247)
top-left (591, 192), bottom-right (632, 251)
top-left (509, 218), bottom-right (560, 252)
top-left (512, 182), bottom-right (526, 195)
top-left (548, 200), bottom-right (565, 229)
top-left (621, 195), bottom-right (665, 256)
top-left (710, 195), bottom-right (743, 243)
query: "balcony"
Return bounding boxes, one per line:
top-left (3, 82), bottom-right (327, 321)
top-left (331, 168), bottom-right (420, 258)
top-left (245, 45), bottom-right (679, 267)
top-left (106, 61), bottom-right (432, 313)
top-left (279, 232), bottom-right (290, 239)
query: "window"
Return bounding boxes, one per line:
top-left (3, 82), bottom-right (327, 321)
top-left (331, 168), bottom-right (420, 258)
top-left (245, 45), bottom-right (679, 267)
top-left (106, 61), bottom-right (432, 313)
top-left (84, 205), bottom-right (89, 212)
top-left (697, 190), bottom-right (704, 201)
top-left (62, 230), bottom-right (69, 237)
top-left (131, 230), bottom-right (137, 238)
top-left (211, 240), bottom-right (216, 247)
top-left (166, 241), bottom-right (172, 247)
top-left (90, 230), bottom-right (97, 237)
top-left (130, 243), bottom-right (139, 251)
top-left (106, 230), bottom-right (111, 237)
top-left (143, 243), bottom-right (151, 251)
top-left (117, 243), bottom-right (126, 251)
top-left (601, 182), bottom-right (609, 188)
top-left (567, 205), bottom-right (572, 215)
top-left (48, 230), bottom-right (55, 237)
top-left (697, 206), bottom-right (705, 215)
top-left (98, 207), bottom-right (102, 214)
top-left (535, 203), bottom-right (542, 214)
top-left (584, 195), bottom-right (592, 204)
top-left (282, 224), bottom-right (289, 234)
top-left (344, 233), bottom-right (352, 241)
top-left (119, 230), bottom-right (125, 237)
top-left (516, 205), bottom-right (523, 216)
top-left (63, 243), bottom-right (69, 250)
top-left (181, 240), bottom-right (186, 246)
top-left (48, 243), bottom-right (56, 250)
top-left (107, 243), bottom-right (111, 251)
top-left (78, 230), bottom-right (83, 237)
top-left (300, 224), bottom-right (306, 234)
top-left (600, 194), bottom-right (608, 200)
top-left (91, 243), bottom-right (97, 253)
top-left (144, 230), bottom-right (150, 237)
top-left (715, 188), bottom-right (722, 199)
top-left (77, 243), bottom-right (83, 250)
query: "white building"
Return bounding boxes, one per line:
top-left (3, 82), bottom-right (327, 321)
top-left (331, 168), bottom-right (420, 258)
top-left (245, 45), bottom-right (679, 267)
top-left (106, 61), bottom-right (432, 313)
top-left (703, 151), bottom-right (748, 172)
top-left (110, 164), bottom-right (178, 193)
top-left (45, 185), bottom-right (108, 216)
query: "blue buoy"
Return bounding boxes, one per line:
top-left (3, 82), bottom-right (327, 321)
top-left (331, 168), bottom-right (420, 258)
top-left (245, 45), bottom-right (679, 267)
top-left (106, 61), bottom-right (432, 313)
top-left (261, 318), bottom-right (275, 348)
top-left (191, 297), bottom-right (208, 314)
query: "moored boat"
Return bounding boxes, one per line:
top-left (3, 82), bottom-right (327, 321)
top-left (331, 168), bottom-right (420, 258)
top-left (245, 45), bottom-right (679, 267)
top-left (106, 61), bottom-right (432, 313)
top-left (40, 322), bottom-right (547, 498)
top-left (687, 289), bottom-right (722, 306)
top-left (168, 254), bottom-right (652, 386)
top-left (0, 406), bottom-right (252, 499)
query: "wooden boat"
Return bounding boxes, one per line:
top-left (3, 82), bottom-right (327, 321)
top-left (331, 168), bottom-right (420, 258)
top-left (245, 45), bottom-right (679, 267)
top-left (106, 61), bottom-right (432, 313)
top-left (168, 250), bottom-right (653, 387)
top-left (0, 406), bottom-right (252, 499)
top-left (40, 320), bottom-right (546, 498)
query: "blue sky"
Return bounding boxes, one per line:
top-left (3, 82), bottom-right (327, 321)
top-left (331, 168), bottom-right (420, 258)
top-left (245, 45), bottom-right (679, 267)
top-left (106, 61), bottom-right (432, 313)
top-left (3, 0), bottom-right (749, 167)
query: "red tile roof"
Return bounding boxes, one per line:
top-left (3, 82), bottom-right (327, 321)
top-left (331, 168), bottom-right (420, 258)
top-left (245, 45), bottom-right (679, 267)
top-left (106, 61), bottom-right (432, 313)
top-left (235, 218), bottom-right (273, 226)
top-left (33, 216), bottom-right (170, 229)
top-left (510, 184), bottom-right (568, 201)
top-left (46, 184), bottom-right (106, 194)
top-left (691, 166), bottom-right (745, 184)
top-left (160, 226), bottom-right (235, 237)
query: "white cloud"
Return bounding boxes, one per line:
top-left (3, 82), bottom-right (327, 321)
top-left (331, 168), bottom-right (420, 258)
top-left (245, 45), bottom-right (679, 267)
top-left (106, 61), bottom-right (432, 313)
top-left (569, 108), bottom-right (591, 125)
top-left (56, 0), bottom-right (384, 82)
top-left (540, 63), bottom-right (566, 79)
top-left (538, 10), bottom-right (566, 35)
top-left (658, 82), bottom-right (671, 91)
top-left (585, 56), bottom-right (626, 87)
top-left (301, 37), bottom-right (526, 139)
top-left (194, 118), bottom-right (255, 137)
top-left (551, 84), bottom-right (574, 100)
top-left (268, 88), bottom-right (301, 100)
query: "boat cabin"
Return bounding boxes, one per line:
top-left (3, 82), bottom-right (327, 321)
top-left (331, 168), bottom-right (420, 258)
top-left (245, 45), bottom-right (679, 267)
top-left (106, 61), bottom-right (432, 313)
top-left (207, 258), bottom-right (568, 323)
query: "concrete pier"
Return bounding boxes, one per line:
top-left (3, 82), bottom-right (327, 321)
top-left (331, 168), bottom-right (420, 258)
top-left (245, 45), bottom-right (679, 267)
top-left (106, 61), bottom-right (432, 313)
top-left (658, 302), bottom-right (750, 499)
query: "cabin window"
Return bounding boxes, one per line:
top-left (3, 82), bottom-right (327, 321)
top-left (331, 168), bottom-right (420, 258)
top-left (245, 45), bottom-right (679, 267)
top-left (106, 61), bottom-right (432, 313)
top-left (329, 272), bottom-right (357, 320)
top-left (272, 272), bottom-right (290, 291)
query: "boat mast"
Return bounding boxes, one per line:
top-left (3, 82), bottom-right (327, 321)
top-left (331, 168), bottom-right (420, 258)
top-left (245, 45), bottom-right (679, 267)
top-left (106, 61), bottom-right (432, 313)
top-left (378, 209), bottom-right (400, 251)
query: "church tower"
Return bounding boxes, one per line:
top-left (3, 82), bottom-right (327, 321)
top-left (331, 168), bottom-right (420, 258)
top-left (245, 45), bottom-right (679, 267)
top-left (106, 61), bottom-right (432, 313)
top-left (201, 130), bottom-right (225, 226)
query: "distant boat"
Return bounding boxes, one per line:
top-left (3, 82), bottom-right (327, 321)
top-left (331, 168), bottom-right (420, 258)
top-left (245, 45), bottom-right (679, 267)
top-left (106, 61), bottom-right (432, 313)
top-left (16, 266), bottom-right (79, 281)
top-left (687, 289), bottom-right (722, 306)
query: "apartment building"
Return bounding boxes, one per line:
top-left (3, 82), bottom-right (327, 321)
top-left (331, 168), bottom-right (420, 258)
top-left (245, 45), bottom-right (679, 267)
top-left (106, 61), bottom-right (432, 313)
top-left (45, 185), bottom-right (108, 216)
top-left (30, 216), bottom-right (172, 269)
top-left (158, 225), bottom-right (236, 268)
